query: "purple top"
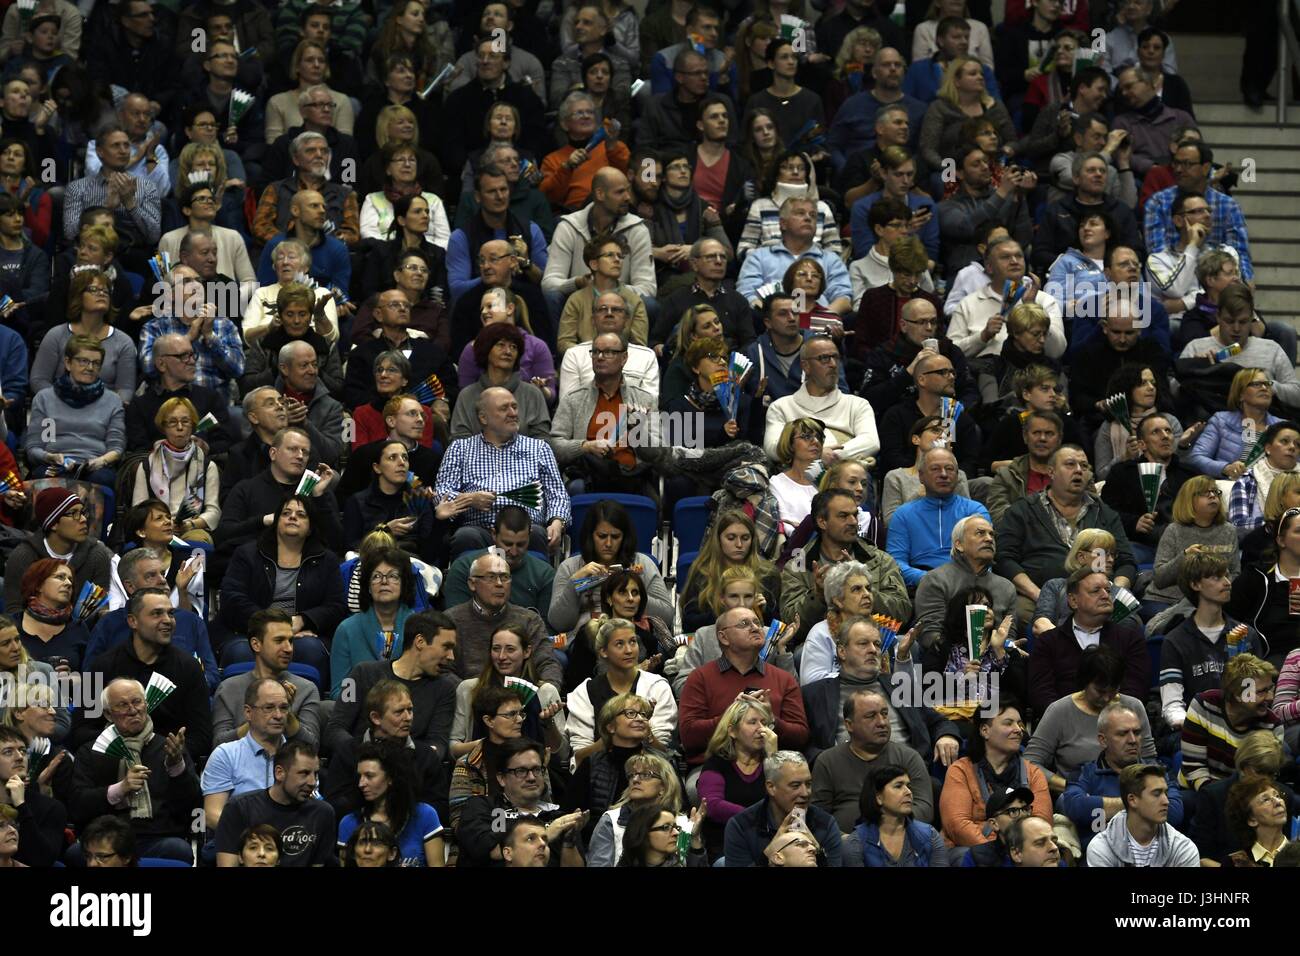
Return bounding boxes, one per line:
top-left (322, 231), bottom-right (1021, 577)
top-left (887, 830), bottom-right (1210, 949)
top-left (699, 759), bottom-right (765, 824)
top-left (457, 332), bottom-right (557, 403)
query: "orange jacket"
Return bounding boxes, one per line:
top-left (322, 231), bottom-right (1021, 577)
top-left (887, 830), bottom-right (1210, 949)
top-left (541, 140), bottom-right (631, 211)
top-left (939, 756), bottom-right (1053, 847)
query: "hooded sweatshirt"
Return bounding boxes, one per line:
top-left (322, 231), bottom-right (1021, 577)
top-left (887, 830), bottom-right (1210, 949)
top-left (1085, 809), bottom-right (1200, 867)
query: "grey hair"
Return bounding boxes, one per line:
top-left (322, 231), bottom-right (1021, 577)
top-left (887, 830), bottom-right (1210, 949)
top-left (918, 445), bottom-right (957, 469)
top-left (152, 333), bottom-right (188, 371)
top-left (983, 235), bottom-right (1021, 267)
top-left (834, 613), bottom-right (877, 647)
top-left (1097, 698), bottom-right (1144, 735)
top-left (101, 677), bottom-right (145, 714)
top-left (277, 339), bottom-right (315, 367)
top-left (778, 195), bottom-right (817, 218)
top-left (824, 560), bottom-right (870, 608)
top-left (118, 547), bottom-right (162, 588)
top-left (296, 84), bottom-right (332, 110)
top-left (558, 91), bottom-right (596, 125)
top-left (373, 349), bottom-right (411, 379)
top-left (950, 513), bottom-right (991, 550)
top-left (690, 236), bottom-right (728, 260)
top-left (763, 750), bottom-right (808, 783)
top-left (290, 129), bottom-right (328, 160)
top-left (242, 385), bottom-right (280, 418)
top-left (480, 142), bottom-right (519, 168)
top-left (271, 238), bottom-right (313, 270)
top-left (1071, 149), bottom-right (1106, 179)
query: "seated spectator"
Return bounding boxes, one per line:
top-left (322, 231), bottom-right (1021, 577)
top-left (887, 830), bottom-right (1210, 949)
top-left (918, 55), bottom-right (1014, 177)
top-left (1028, 528), bottom-right (1142, 638)
top-left (240, 283), bottom-right (341, 399)
top-left (25, 334), bottom-right (124, 486)
top-left (1029, 568), bottom-right (1149, 717)
top-left (349, 353), bottom-right (446, 455)
top-left (138, 265), bottom-right (244, 402)
top-left (129, 397), bottom-right (220, 546)
top-left (1171, 253), bottom-right (1250, 356)
top-left (993, 0), bottom-right (1065, 106)
top-left (0, 723), bottom-right (65, 866)
top-left (1146, 192), bottom-right (1236, 320)
top-left (768, 418), bottom-right (824, 537)
top-left (1144, 480), bottom-right (1241, 613)
top-left (742, 293), bottom-right (848, 410)
top-left (254, 189), bottom-right (352, 294)
top-left (242, 240), bottom-right (340, 349)
top-left (647, 149), bottom-right (733, 293)
top-left (982, 368), bottom-right (1084, 479)
top-left (3, 488), bottom-right (111, 619)
top-left (1100, 412), bottom-right (1196, 565)
top-left (346, 325), bottom-right (454, 447)
top-left (1067, 303), bottom-right (1172, 425)
top-left (42, 220), bottom-right (136, 348)
top-left (201, 677), bottom-right (294, 841)
top-left (219, 494), bottom-right (344, 678)
top-left (104, 504), bottom-right (206, 621)
top-left (0, 135), bottom-right (52, 251)
top-left (692, 697), bottom-right (776, 859)
top-left (459, 288), bottom-right (556, 403)
top-left (252, 131), bottom-right (358, 249)
top-left (826, 48), bottom-right (925, 178)
top-left (936, 146), bottom-right (1033, 284)
top-left (915, 582), bottom-right (1020, 726)
top-left (263, 339), bottom-right (345, 472)
top-left (357, 194), bottom-right (450, 305)
top-left (587, 751), bottom-right (684, 867)
top-left (1019, 28), bottom-right (1089, 133)
top-left (342, 820), bottom-right (400, 867)
top-left (0, 190), bottom-right (45, 341)
top-left (336, 738), bottom-right (445, 867)
top-left (664, 333), bottom-right (755, 469)
top-left (738, 198), bottom-right (851, 315)
top-left (265, 42), bottom-right (355, 143)
top-left (1046, 110), bottom-right (1138, 208)
top-left (852, 152), bottom-right (938, 271)
top-left (724, 750), bottom-right (841, 867)
top-left (764, 334), bottom-right (880, 464)
top-left (653, 237), bottom-right (753, 358)
top-left (557, 237), bottom-right (650, 355)
top-left (214, 741), bottom-right (335, 867)
top-left (1221, 775), bottom-right (1292, 867)
top-left (850, 238), bottom-right (944, 374)
top-left (157, 182), bottom-right (256, 301)
top-left (836, 101), bottom-right (917, 208)
top-left (68, 676), bottom-right (199, 864)
top-left (886, 448), bottom-right (989, 588)
top-left (14, 558), bottom-right (88, 675)
top-left (876, 347), bottom-right (982, 477)
top-left (913, 515), bottom-right (1017, 654)
top-left (448, 162), bottom-right (548, 306)
top-left (211, 610), bottom-right (321, 748)
top-left (996, 446), bottom-right (1136, 623)
top-left (1112, 66), bottom-right (1196, 180)
top-left (1043, 210), bottom-right (1113, 322)
top-left (1033, 152), bottom-right (1141, 276)
top-left (1229, 508), bottom-right (1300, 665)
top-left (1191, 731), bottom-right (1297, 864)
top-left (543, 92), bottom-right (630, 213)
top-left (359, 144), bottom-right (449, 251)
top-left (905, 14), bottom-right (999, 104)
top-left (737, 150), bottom-right (841, 263)
top-left (843, 762), bottom-right (948, 867)
top-left (62, 124), bottom-right (162, 258)
top-left (939, 701), bottom-right (1051, 848)
top-left (440, 505), bottom-right (555, 620)
top-left (31, 266), bottom-right (132, 404)
top-left (76, 814), bottom-right (138, 868)
top-left (341, 433), bottom-right (437, 559)
top-left (351, 246), bottom-right (450, 350)
top-left (1227, 420), bottom-right (1300, 534)
top-left (849, 199), bottom-right (929, 311)
top-left (1027, 645), bottom-right (1158, 794)
top-left (1086, 763), bottom-right (1199, 867)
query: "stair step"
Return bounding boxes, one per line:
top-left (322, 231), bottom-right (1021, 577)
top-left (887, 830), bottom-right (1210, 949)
top-left (1192, 102), bottom-right (1297, 124)
top-left (1196, 124), bottom-right (1300, 147)
top-left (1229, 213), bottom-right (1300, 237)
top-left (1234, 172), bottom-right (1300, 191)
top-left (1252, 264), bottom-right (1300, 286)
top-left (1233, 194), bottom-right (1300, 218)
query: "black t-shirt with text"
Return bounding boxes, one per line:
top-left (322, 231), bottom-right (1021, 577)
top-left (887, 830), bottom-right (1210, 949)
top-left (214, 789), bottom-right (337, 867)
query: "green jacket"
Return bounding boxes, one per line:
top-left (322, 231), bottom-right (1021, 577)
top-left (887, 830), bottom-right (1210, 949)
top-left (985, 454), bottom-right (1031, 525)
top-left (780, 534), bottom-right (912, 644)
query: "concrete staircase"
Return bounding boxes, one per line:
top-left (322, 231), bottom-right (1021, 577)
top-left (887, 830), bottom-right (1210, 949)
top-left (1176, 35), bottom-right (1300, 322)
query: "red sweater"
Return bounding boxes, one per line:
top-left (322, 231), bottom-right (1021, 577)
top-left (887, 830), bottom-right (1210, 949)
top-left (679, 657), bottom-right (809, 764)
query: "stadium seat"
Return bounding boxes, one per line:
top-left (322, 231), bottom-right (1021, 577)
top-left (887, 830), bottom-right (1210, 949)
top-left (569, 494), bottom-right (661, 568)
top-left (221, 660), bottom-right (325, 695)
top-left (677, 550), bottom-right (699, 591)
top-left (123, 271), bottom-right (144, 298)
top-left (673, 497), bottom-right (713, 556)
top-left (139, 857), bottom-right (191, 867)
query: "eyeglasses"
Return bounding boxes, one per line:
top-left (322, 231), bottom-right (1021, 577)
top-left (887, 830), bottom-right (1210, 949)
top-left (472, 572), bottom-right (512, 583)
top-left (163, 351), bottom-right (197, 362)
top-left (724, 619), bottom-right (763, 633)
top-left (370, 571), bottom-right (403, 584)
top-left (628, 770), bottom-right (662, 782)
top-left (649, 822), bottom-right (682, 833)
top-left (70, 356), bottom-right (103, 368)
top-left (619, 710), bottom-right (652, 721)
top-left (922, 367), bottom-right (957, 377)
top-left (807, 353), bottom-right (839, 365)
top-left (305, 101), bottom-right (335, 109)
top-left (478, 253), bottom-right (512, 265)
top-left (61, 508), bottom-right (86, 521)
top-left (375, 366), bottom-right (403, 376)
top-left (1246, 381), bottom-right (1272, 389)
top-left (998, 804), bottom-right (1031, 818)
top-left (591, 348), bottom-right (627, 358)
top-left (109, 698), bottom-right (146, 714)
top-left (902, 316), bottom-right (937, 328)
top-left (83, 849), bottom-right (123, 863)
top-left (162, 418), bottom-right (192, 428)
top-left (1199, 489), bottom-right (1223, 498)
top-left (84, 286), bottom-right (110, 295)
top-left (502, 765), bottom-right (545, 778)
top-left (570, 109), bottom-right (597, 118)
top-left (191, 121), bottom-right (218, 130)
top-left (494, 709), bottom-right (526, 721)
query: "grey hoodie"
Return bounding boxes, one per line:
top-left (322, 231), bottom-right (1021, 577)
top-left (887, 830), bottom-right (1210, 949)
top-left (1085, 810), bottom-right (1200, 867)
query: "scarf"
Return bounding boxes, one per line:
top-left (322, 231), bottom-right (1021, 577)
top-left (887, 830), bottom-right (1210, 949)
top-left (770, 181), bottom-right (813, 206)
top-left (1135, 93), bottom-right (1164, 120)
top-left (25, 597), bottom-right (71, 625)
top-left (978, 756), bottom-right (1019, 795)
top-left (713, 462), bottom-right (782, 559)
top-left (53, 373), bottom-right (104, 408)
top-left (147, 440), bottom-right (204, 516)
top-left (117, 715), bottom-right (156, 820)
top-left (1252, 456), bottom-right (1295, 513)
top-left (383, 180), bottom-right (422, 207)
top-left (651, 186), bottom-right (702, 249)
top-left (687, 380), bottom-right (721, 411)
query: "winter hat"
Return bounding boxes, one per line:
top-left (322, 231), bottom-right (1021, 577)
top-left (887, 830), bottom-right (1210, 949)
top-left (35, 488), bottom-right (81, 532)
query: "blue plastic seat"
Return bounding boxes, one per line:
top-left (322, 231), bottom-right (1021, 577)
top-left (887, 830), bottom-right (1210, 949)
top-left (677, 550), bottom-right (699, 590)
top-left (139, 857), bottom-right (190, 867)
top-left (123, 271), bottom-right (144, 298)
top-left (221, 659), bottom-right (324, 694)
top-left (673, 497), bottom-right (713, 556)
top-left (569, 493), bottom-right (660, 566)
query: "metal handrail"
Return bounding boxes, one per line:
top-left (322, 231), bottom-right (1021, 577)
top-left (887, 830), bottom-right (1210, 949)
top-left (1280, 0), bottom-right (1300, 125)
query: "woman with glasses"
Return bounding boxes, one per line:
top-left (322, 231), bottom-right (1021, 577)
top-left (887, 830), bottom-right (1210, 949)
top-left (448, 322), bottom-right (550, 441)
top-left (242, 239), bottom-right (340, 347)
top-left (41, 224), bottom-right (135, 347)
top-left (989, 302), bottom-right (1062, 407)
top-left (449, 686), bottom-right (551, 829)
top-left (981, 364), bottom-right (1084, 476)
top-left (556, 236), bottom-right (649, 355)
top-left (658, 303), bottom-right (728, 411)
top-left (110, 501), bottom-right (206, 619)
top-left (349, 349), bottom-right (453, 452)
top-left (358, 104), bottom-right (443, 199)
top-left (664, 335), bottom-right (757, 488)
top-left (359, 144), bottom-right (449, 250)
top-left (844, 763), bottom-right (949, 867)
top-left (882, 416), bottom-right (972, 526)
top-left (1227, 420), bottom-right (1300, 534)
top-left (736, 150), bottom-right (841, 261)
top-left (1189, 367), bottom-right (1283, 480)
top-left (1230, 507), bottom-right (1300, 665)
top-left (564, 618), bottom-right (677, 769)
top-left (451, 624), bottom-right (565, 758)
top-left (168, 139), bottom-right (246, 236)
top-left (769, 417), bottom-right (825, 537)
top-left (648, 148), bottom-right (732, 293)
top-left (128, 396), bottom-right (221, 546)
top-left (588, 750), bottom-right (683, 866)
top-left (617, 802), bottom-right (708, 867)
top-left (341, 439), bottom-right (436, 562)
top-left (330, 544), bottom-right (419, 696)
top-left (240, 283), bottom-right (342, 396)
top-left (350, 247), bottom-right (449, 348)
top-left (219, 494), bottom-right (344, 675)
top-left (31, 267), bottom-right (135, 403)
top-left (26, 334), bottom-right (123, 487)
top-left (1222, 775), bottom-right (1291, 867)
top-left (338, 738), bottom-right (444, 867)
top-left (1144, 477), bottom-right (1240, 610)
top-left (15, 558), bottom-right (88, 673)
top-left (265, 41), bottom-right (356, 143)
top-left (697, 696), bottom-right (776, 859)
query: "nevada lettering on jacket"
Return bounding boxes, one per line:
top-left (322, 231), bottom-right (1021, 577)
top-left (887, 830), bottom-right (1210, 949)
top-left (49, 887), bottom-right (152, 937)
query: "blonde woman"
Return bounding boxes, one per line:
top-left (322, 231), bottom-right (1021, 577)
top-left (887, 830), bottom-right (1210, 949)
top-left (660, 303), bottom-right (726, 410)
top-left (1241, 473), bottom-right (1300, 567)
top-left (771, 417), bottom-right (825, 536)
top-left (586, 750), bottom-right (682, 867)
top-left (1189, 367), bottom-right (1281, 480)
top-left (265, 40), bottom-right (355, 141)
top-left (1144, 476), bottom-right (1241, 609)
top-left (358, 104), bottom-right (443, 197)
top-left (827, 26), bottom-right (882, 117)
top-left (918, 55), bottom-right (1016, 173)
top-left (698, 697), bottom-right (776, 858)
top-left (678, 511), bottom-right (778, 633)
top-left (912, 0), bottom-right (995, 68)
top-left (1031, 529), bottom-right (1142, 637)
top-left (130, 397), bottom-right (221, 544)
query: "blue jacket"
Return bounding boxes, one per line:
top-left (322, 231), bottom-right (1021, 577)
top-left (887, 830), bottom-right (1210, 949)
top-left (850, 190), bottom-right (939, 260)
top-left (743, 331), bottom-right (849, 404)
top-left (1044, 248), bottom-right (1106, 314)
top-left (723, 796), bottom-right (842, 867)
top-left (886, 494), bottom-right (990, 587)
top-left (649, 44), bottom-right (737, 98)
top-left (85, 607), bottom-right (219, 693)
top-left (902, 58), bottom-right (1000, 103)
top-left (0, 321), bottom-right (27, 409)
top-left (853, 820), bottom-right (942, 867)
top-left (826, 90), bottom-right (927, 174)
top-left (1189, 410), bottom-right (1281, 478)
top-left (329, 604), bottom-right (415, 699)
top-left (1066, 286), bottom-right (1171, 358)
top-left (736, 242), bottom-right (853, 306)
top-left (1060, 756), bottom-right (1185, 852)
top-left (446, 222), bottom-right (548, 304)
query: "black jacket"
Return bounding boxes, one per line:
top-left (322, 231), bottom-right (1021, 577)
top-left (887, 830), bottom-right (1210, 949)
top-left (341, 334), bottom-right (459, 413)
top-left (220, 529), bottom-right (347, 642)
top-left (11, 790), bottom-right (66, 866)
top-left (321, 730), bottom-right (448, 825)
top-left (1033, 194), bottom-right (1142, 274)
top-left (802, 673), bottom-right (960, 764)
top-left (1068, 337), bottom-right (1171, 429)
top-left (85, 28), bottom-right (180, 109)
top-left (877, 397), bottom-right (983, 476)
top-left (440, 81), bottom-right (547, 178)
top-left (339, 437), bottom-right (441, 500)
top-left (324, 659), bottom-right (457, 763)
top-left (1227, 566), bottom-right (1299, 665)
top-left (449, 279), bottom-right (549, 358)
top-left (1099, 455), bottom-right (1196, 547)
top-left (342, 482), bottom-right (437, 562)
top-left (214, 468), bottom-right (344, 562)
top-left (69, 733), bottom-right (200, 841)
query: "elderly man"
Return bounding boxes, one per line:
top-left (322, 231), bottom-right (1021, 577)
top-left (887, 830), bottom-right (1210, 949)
top-left (435, 386), bottom-right (571, 557)
top-left (441, 504), bottom-right (556, 618)
top-left (558, 292), bottom-right (660, 399)
top-left (62, 124), bottom-right (162, 256)
top-left (158, 182), bottom-right (257, 294)
top-left (886, 448), bottom-right (990, 588)
top-left (68, 677), bottom-right (200, 864)
top-left (447, 165), bottom-right (549, 305)
top-left (744, 292), bottom-right (849, 407)
top-left (1033, 151), bottom-right (1143, 274)
top-left (557, 238), bottom-right (650, 354)
top-left (449, 238), bottom-right (550, 356)
top-left (996, 445), bottom-right (1136, 622)
top-left (255, 187), bottom-right (352, 292)
top-left (85, 92), bottom-right (169, 195)
top-left (126, 332), bottom-right (234, 454)
top-left (724, 752), bottom-right (841, 867)
top-left (1060, 698), bottom-right (1183, 854)
top-left (948, 237), bottom-right (1065, 362)
top-left (262, 84), bottom-right (360, 186)
top-left (1112, 66), bottom-right (1197, 180)
top-left (139, 265), bottom-right (244, 398)
top-left (542, 91), bottom-right (631, 212)
top-left (781, 488), bottom-right (911, 643)
top-left (764, 334), bottom-right (879, 463)
top-left (737, 198), bottom-right (853, 314)
top-left (272, 340), bottom-right (344, 470)
top-left (655, 237), bottom-right (754, 357)
top-left (252, 130), bottom-right (359, 247)
top-left (804, 616), bottom-right (961, 769)
top-left (1047, 109), bottom-right (1137, 207)
top-left (914, 514), bottom-right (1017, 649)
top-left (876, 343), bottom-right (982, 475)
top-left (827, 48), bottom-right (925, 176)
top-left (936, 145), bottom-right (1034, 284)
top-left (341, 288), bottom-right (456, 411)
top-left (1029, 568), bottom-right (1150, 716)
top-left (172, 231), bottom-right (243, 320)
top-left (550, 329), bottom-right (664, 497)
top-left (639, 48), bottom-right (738, 154)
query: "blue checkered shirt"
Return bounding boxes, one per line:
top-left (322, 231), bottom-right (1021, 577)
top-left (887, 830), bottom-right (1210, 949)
top-left (139, 316), bottom-right (246, 392)
top-left (434, 432), bottom-right (572, 530)
top-left (1144, 186), bottom-right (1253, 281)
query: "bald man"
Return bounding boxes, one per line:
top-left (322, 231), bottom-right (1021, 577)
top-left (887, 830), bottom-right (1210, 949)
top-left (255, 187), bottom-right (352, 291)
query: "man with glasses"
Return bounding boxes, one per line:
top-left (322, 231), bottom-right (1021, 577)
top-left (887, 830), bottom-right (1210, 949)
top-left (215, 740), bottom-right (335, 867)
top-left (221, 385), bottom-right (289, 492)
top-left (441, 504), bottom-right (557, 621)
top-left (656, 237), bottom-right (753, 359)
top-left (85, 92), bottom-right (169, 195)
top-left (128, 330), bottom-right (235, 453)
top-left (559, 288), bottom-right (660, 399)
top-left (158, 183), bottom-right (257, 297)
top-left (139, 264), bottom-right (244, 407)
top-left (1147, 192), bottom-right (1240, 322)
top-left (680, 606), bottom-right (810, 769)
top-left (447, 164), bottom-right (549, 307)
top-left (341, 288), bottom-right (456, 411)
top-left (262, 83), bottom-right (359, 187)
top-left (764, 333), bottom-right (880, 464)
top-left (723, 751), bottom-right (841, 867)
top-left (253, 129), bottom-right (359, 250)
top-left (1100, 413), bottom-right (1197, 567)
top-left (543, 91), bottom-right (632, 213)
top-left (189, 38), bottom-right (267, 178)
top-left (68, 675), bottom-right (200, 865)
top-left (3, 488), bottom-right (112, 623)
top-left (949, 236), bottom-right (1064, 363)
top-left (738, 198), bottom-right (853, 316)
top-left (648, 5), bottom-right (734, 97)
top-left (78, 814), bottom-right (138, 867)
top-left (212, 609), bottom-right (322, 748)
top-left (958, 786), bottom-right (1035, 866)
top-left (62, 124), bottom-right (162, 264)
top-left (557, 237), bottom-right (649, 354)
top-left (202, 678), bottom-right (292, 841)
top-left (449, 236), bottom-right (550, 359)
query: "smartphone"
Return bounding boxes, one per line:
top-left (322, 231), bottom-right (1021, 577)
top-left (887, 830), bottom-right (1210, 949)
top-left (789, 807), bottom-right (807, 829)
top-left (923, 338), bottom-right (939, 352)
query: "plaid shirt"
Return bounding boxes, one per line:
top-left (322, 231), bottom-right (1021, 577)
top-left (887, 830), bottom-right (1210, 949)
top-left (1144, 186), bottom-right (1253, 281)
top-left (435, 432), bottom-right (571, 530)
top-left (1228, 471), bottom-right (1264, 531)
top-left (139, 316), bottom-right (246, 393)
